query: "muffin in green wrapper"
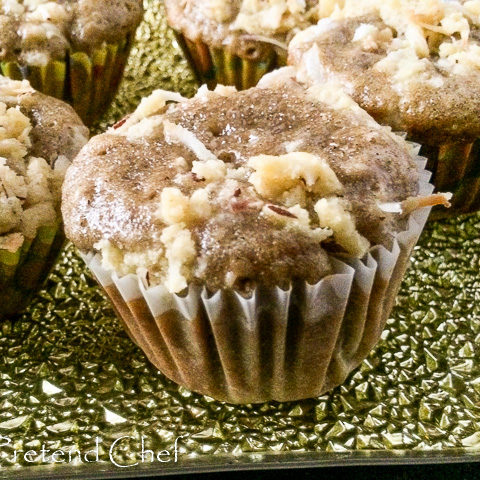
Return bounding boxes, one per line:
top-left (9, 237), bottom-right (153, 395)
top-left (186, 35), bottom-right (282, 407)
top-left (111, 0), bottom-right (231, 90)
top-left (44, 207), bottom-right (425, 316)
top-left (0, 76), bottom-right (89, 319)
top-left (165, 0), bottom-right (324, 90)
top-left (288, 0), bottom-right (480, 219)
top-left (0, 0), bottom-right (144, 125)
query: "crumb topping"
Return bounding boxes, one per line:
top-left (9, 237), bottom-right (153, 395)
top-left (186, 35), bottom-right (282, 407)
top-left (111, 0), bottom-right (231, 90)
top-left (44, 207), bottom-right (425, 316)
top-left (289, 0), bottom-right (480, 142)
top-left (296, 0), bottom-right (480, 79)
top-left (247, 152), bottom-right (343, 199)
top-left (63, 74), bottom-right (420, 294)
top-left (314, 196), bottom-right (370, 257)
top-left (229, 0), bottom-right (319, 36)
top-left (0, 76), bottom-right (87, 244)
top-left (165, 0), bottom-right (321, 56)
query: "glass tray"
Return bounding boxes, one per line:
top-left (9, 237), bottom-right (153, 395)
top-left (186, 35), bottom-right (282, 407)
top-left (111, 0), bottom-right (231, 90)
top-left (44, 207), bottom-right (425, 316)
top-left (0, 1), bottom-right (479, 478)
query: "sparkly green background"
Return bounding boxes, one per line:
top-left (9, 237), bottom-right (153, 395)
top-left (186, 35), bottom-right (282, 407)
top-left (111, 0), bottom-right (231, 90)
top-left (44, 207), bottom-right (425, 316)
top-left (0, 1), bottom-right (479, 477)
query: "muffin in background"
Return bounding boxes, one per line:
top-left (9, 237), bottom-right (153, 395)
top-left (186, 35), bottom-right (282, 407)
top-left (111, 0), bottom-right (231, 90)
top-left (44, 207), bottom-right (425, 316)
top-left (288, 0), bottom-right (480, 218)
top-left (0, 76), bottom-right (89, 319)
top-left (0, 0), bottom-right (144, 125)
top-left (165, 0), bottom-right (326, 90)
top-left (62, 68), bottom-right (449, 403)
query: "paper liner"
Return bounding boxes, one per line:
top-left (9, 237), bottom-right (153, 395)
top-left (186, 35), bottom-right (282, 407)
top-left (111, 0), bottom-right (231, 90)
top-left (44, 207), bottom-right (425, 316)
top-left (0, 223), bottom-right (64, 319)
top-left (173, 31), bottom-right (286, 90)
top-left (419, 141), bottom-right (480, 219)
top-left (0, 36), bottom-right (134, 126)
top-left (79, 155), bottom-right (433, 404)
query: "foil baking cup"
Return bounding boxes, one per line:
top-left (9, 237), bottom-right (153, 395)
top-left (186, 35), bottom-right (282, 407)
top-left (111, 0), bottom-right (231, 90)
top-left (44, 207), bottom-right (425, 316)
top-left (420, 141), bottom-right (480, 219)
top-left (173, 31), bottom-right (286, 90)
top-left (77, 150), bottom-right (434, 404)
top-left (0, 36), bottom-right (134, 126)
top-left (0, 223), bottom-right (64, 319)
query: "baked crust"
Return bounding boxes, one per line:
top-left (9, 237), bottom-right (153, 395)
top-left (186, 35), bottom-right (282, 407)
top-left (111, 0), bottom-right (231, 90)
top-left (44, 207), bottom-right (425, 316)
top-left (0, 76), bottom-right (88, 240)
top-left (289, 1), bottom-right (480, 144)
top-left (165, 0), bottom-right (320, 57)
top-left (62, 72), bottom-right (419, 293)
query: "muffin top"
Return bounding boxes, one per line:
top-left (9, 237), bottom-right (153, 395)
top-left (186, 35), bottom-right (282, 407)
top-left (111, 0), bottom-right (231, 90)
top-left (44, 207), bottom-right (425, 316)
top-left (0, 75), bottom-right (88, 252)
top-left (288, 0), bottom-right (480, 145)
top-left (62, 68), bottom-right (431, 294)
top-left (165, 0), bottom-right (323, 59)
top-left (0, 0), bottom-right (144, 65)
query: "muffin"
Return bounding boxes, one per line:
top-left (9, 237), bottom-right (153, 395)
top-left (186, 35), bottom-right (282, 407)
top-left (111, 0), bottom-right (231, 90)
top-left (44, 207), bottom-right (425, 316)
top-left (165, 0), bottom-right (325, 89)
top-left (0, 0), bottom-right (144, 125)
top-left (0, 75), bottom-right (88, 319)
top-left (62, 68), bottom-right (448, 403)
top-left (288, 0), bottom-right (480, 218)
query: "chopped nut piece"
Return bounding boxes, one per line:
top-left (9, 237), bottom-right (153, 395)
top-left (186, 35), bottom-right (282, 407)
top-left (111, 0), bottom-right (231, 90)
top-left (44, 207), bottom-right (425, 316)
top-left (113, 115), bottom-right (130, 129)
top-left (192, 158), bottom-right (227, 183)
top-left (267, 204), bottom-right (298, 218)
top-left (192, 172), bottom-right (206, 182)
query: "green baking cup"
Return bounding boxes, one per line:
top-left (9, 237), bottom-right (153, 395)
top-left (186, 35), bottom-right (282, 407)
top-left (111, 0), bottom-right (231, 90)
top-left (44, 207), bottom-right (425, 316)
top-left (421, 140), bottom-right (480, 219)
top-left (174, 31), bottom-right (286, 90)
top-left (0, 223), bottom-right (64, 319)
top-left (0, 36), bottom-right (134, 126)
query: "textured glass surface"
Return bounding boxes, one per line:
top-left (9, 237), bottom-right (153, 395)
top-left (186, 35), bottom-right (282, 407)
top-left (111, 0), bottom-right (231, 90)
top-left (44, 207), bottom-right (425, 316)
top-left (0, 1), bottom-right (479, 477)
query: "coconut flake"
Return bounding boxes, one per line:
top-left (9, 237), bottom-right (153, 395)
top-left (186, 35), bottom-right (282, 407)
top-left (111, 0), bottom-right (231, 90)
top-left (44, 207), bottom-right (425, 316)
top-left (114, 90), bottom-right (187, 134)
top-left (378, 201), bottom-right (403, 213)
top-left (0, 77), bottom-right (34, 103)
top-left (163, 120), bottom-right (219, 162)
top-left (402, 192), bottom-right (452, 214)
